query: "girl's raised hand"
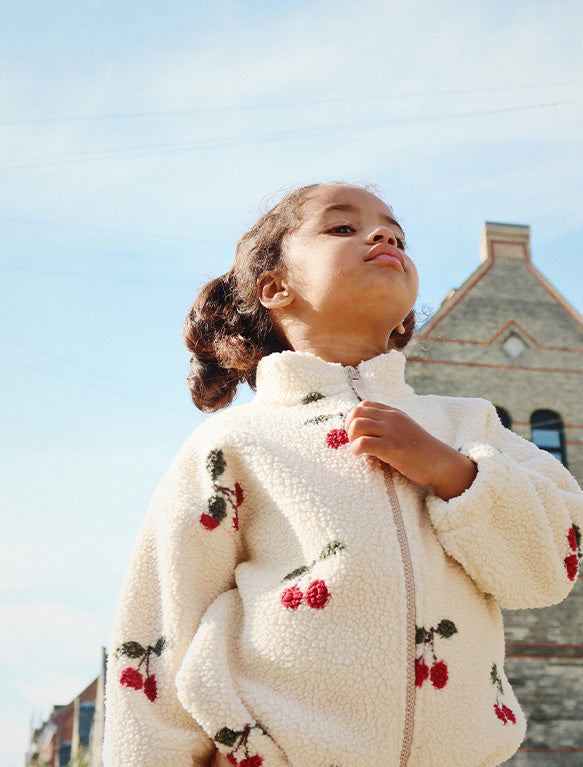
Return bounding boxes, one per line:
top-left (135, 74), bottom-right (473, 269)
top-left (345, 401), bottom-right (477, 501)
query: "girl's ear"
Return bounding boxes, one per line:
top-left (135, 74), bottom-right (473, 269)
top-left (257, 272), bottom-right (293, 310)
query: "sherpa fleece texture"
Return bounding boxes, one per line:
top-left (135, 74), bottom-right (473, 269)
top-left (103, 350), bottom-right (583, 767)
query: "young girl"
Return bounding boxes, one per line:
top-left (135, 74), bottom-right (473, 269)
top-left (103, 183), bottom-right (583, 767)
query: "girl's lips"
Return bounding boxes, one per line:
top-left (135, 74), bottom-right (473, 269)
top-left (366, 244), bottom-right (405, 268)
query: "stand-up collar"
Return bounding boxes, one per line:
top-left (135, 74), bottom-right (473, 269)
top-left (254, 349), bottom-right (413, 406)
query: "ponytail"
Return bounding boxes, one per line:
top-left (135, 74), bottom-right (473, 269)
top-left (183, 272), bottom-right (287, 412)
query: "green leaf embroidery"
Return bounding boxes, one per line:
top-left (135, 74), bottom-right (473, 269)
top-left (301, 392), bottom-right (325, 404)
top-left (208, 494), bottom-right (227, 522)
top-left (214, 727), bottom-right (240, 747)
top-left (206, 449), bottom-right (226, 481)
top-left (415, 627), bottom-right (429, 645)
top-left (282, 565), bottom-right (310, 582)
top-left (152, 637), bottom-right (167, 656)
top-left (304, 414), bottom-right (336, 425)
top-left (436, 619), bottom-right (458, 639)
top-left (116, 641), bottom-right (146, 659)
top-left (319, 541), bottom-right (345, 560)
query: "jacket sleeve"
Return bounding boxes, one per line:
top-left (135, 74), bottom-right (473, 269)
top-left (102, 434), bottom-right (250, 767)
top-left (426, 399), bottom-right (583, 609)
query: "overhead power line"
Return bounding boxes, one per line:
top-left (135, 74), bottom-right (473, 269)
top-left (2, 99), bottom-right (580, 171)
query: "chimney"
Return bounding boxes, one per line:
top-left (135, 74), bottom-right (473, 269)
top-left (479, 221), bottom-right (531, 264)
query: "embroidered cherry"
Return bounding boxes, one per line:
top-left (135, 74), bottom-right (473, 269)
top-left (415, 659), bottom-right (430, 688)
top-left (502, 705), bottom-right (516, 724)
top-left (240, 757), bottom-right (263, 767)
top-left (305, 579), bottom-right (330, 609)
top-left (214, 724), bottom-right (264, 767)
top-left (430, 660), bottom-right (448, 689)
top-left (326, 428), bottom-right (349, 449)
top-left (144, 674), bottom-right (157, 702)
top-left (415, 620), bottom-right (457, 690)
top-left (494, 704), bottom-right (506, 723)
top-left (200, 513), bottom-right (220, 530)
top-left (565, 554), bottom-right (579, 581)
top-left (116, 637), bottom-right (166, 703)
top-left (564, 524), bottom-right (581, 581)
top-left (120, 667), bottom-right (144, 690)
top-left (491, 662), bottom-right (516, 725)
top-left (281, 586), bottom-right (303, 609)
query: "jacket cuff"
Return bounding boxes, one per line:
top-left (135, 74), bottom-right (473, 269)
top-left (427, 442), bottom-right (507, 531)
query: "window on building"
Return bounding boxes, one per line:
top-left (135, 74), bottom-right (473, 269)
top-left (530, 409), bottom-right (567, 466)
top-left (495, 406), bottom-right (512, 429)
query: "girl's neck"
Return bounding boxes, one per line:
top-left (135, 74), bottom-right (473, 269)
top-left (286, 332), bottom-right (392, 367)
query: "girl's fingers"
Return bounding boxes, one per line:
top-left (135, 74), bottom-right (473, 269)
top-left (348, 434), bottom-right (386, 458)
top-left (346, 419), bottom-right (394, 445)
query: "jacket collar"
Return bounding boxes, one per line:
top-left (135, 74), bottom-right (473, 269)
top-left (254, 349), bottom-right (413, 406)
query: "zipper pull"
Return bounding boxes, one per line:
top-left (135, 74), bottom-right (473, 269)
top-left (346, 366), bottom-right (368, 401)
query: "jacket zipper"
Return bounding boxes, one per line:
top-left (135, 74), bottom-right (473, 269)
top-left (346, 366), bottom-right (416, 767)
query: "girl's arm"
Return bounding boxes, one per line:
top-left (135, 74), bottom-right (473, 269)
top-left (346, 399), bottom-right (583, 609)
top-left (103, 436), bottom-right (243, 767)
top-left (346, 401), bottom-right (478, 500)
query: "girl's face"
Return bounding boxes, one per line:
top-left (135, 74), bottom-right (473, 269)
top-left (274, 184), bottom-right (418, 351)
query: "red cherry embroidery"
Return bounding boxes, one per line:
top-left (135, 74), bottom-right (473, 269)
top-left (143, 674), bottom-right (157, 702)
top-left (415, 620), bottom-right (457, 690)
top-left (565, 554), bottom-right (579, 581)
top-left (491, 663), bottom-right (516, 725)
top-left (305, 579), bottom-right (330, 609)
top-left (415, 659), bottom-right (430, 688)
top-left (240, 757), bottom-right (263, 767)
top-left (214, 724), bottom-right (264, 767)
top-left (502, 705), bottom-right (516, 724)
top-left (430, 660), bottom-right (448, 689)
top-left (120, 667), bottom-right (144, 690)
top-left (116, 637), bottom-right (166, 703)
top-left (200, 513), bottom-right (220, 530)
top-left (281, 586), bottom-right (303, 609)
top-left (564, 525), bottom-right (581, 580)
top-left (494, 704), bottom-right (506, 723)
top-left (326, 428), bottom-right (349, 449)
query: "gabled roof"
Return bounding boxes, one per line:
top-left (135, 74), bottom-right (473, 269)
top-left (419, 222), bottom-right (583, 349)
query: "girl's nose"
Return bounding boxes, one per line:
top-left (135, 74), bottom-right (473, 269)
top-left (367, 225), bottom-right (399, 246)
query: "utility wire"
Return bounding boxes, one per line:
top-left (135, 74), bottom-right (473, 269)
top-left (2, 99), bottom-right (579, 171)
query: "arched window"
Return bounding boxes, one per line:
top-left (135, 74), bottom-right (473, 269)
top-left (530, 409), bottom-right (567, 466)
top-left (495, 406), bottom-right (512, 430)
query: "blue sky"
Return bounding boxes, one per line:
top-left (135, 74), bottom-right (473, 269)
top-left (2, 1), bottom-right (582, 764)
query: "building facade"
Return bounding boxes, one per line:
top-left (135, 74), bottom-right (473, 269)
top-left (406, 222), bottom-right (583, 766)
top-left (26, 650), bottom-right (106, 767)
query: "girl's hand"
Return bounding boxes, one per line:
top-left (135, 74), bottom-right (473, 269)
top-left (345, 400), bottom-right (477, 500)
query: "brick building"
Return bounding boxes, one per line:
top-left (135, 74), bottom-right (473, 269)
top-left (25, 649), bottom-right (106, 767)
top-left (406, 222), bottom-right (583, 766)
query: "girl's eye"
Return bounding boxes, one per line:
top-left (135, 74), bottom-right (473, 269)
top-left (396, 237), bottom-right (406, 250)
top-left (329, 224), bottom-right (354, 234)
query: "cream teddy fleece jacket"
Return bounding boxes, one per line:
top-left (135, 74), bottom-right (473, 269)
top-left (103, 351), bottom-right (583, 767)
